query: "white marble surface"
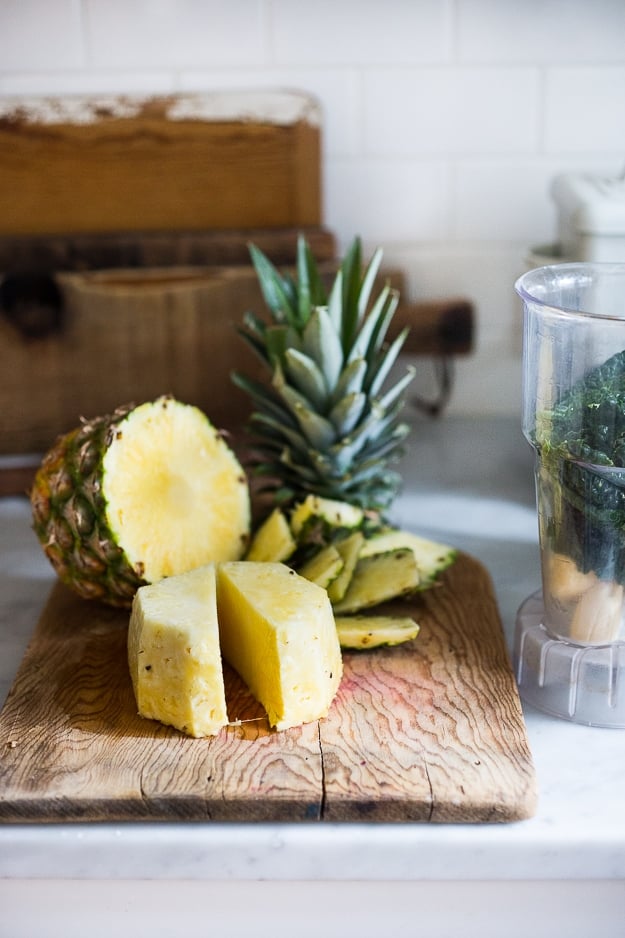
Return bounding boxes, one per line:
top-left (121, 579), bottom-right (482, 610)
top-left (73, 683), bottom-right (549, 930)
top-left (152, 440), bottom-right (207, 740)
top-left (1, 416), bottom-right (624, 936)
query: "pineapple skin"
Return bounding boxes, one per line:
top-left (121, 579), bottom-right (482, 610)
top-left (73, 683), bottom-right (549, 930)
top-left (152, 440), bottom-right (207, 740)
top-left (31, 397), bottom-right (251, 608)
top-left (216, 561), bottom-right (343, 730)
top-left (31, 403), bottom-right (144, 607)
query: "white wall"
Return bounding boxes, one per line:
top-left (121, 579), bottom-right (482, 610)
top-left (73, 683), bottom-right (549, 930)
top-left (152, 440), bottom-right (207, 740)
top-left (1, 0), bottom-right (624, 417)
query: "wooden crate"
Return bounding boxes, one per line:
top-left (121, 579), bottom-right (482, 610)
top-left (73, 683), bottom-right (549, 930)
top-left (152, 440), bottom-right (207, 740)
top-left (0, 92), bottom-right (321, 235)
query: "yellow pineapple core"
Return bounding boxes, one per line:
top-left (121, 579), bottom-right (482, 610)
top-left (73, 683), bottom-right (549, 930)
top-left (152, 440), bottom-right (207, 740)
top-left (128, 564), bottom-right (227, 738)
top-left (217, 562), bottom-right (343, 731)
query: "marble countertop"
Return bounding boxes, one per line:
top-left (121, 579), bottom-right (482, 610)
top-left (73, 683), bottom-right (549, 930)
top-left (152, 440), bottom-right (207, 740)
top-left (2, 416), bottom-right (624, 936)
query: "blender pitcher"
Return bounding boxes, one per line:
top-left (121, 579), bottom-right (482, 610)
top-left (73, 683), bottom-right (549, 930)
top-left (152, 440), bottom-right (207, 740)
top-left (515, 263), bottom-right (625, 728)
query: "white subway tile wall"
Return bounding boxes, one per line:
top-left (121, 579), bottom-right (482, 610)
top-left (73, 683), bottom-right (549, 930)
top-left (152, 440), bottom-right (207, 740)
top-left (1, 0), bottom-right (623, 416)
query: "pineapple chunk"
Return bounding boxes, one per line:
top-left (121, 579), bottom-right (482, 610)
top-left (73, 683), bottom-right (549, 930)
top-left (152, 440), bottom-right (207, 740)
top-left (216, 562), bottom-right (342, 730)
top-left (360, 529), bottom-right (456, 587)
top-left (128, 564), bottom-right (227, 738)
top-left (332, 548), bottom-right (421, 614)
top-left (327, 531), bottom-right (365, 604)
top-left (246, 508), bottom-right (296, 563)
top-left (545, 551), bottom-right (599, 603)
top-left (296, 544), bottom-right (344, 589)
top-left (335, 615), bottom-right (420, 650)
top-left (568, 579), bottom-right (624, 644)
top-left (290, 495), bottom-right (364, 541)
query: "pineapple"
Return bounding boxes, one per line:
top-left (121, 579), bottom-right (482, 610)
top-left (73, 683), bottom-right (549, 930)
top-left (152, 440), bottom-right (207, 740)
top-left (234, 236), bottom-right (414, 515)
top-left (216, 562), bottom-right (342, 730)
top-left (359, 528), bottom-right (457, 588)
top-left (31, 396), bottom-right (251, 607)
top-left (127, 560), bottom-right (342, 737)
top-left (335, 615), bottom-right (420, 650)
top-left (332, 547), bottom-right (421, 614)
top-left (245, 507), bottom-right (296, 563)
top-left (128, 564), bottom-right (227, 738)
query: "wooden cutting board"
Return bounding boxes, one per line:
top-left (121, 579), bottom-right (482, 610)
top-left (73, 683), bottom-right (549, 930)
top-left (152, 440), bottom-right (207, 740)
top-left (0, 553), bottom-right (537, 824)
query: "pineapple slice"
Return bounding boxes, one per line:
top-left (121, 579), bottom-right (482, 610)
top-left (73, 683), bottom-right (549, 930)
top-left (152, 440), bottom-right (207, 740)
top-left (360, 528), bottom-right (456, 588)
top-left (327, 531), bottom-right (365, 604)
top-left (335, 615), bottom-right (420, 650)
top-left (332, 548), bottom-right (421, 614)
top-left (216, 562), bottom-right (342, 730)
top-left (245, 508), bottom-right (296, 563)
top-left (296, 544), bottom-right (344, 589)
top-left (290, 495), bottom-right (364, 543)
top-left (128, 564), bottom-right (227, 738)
top-left (31, 396), bottom-right (251, 606)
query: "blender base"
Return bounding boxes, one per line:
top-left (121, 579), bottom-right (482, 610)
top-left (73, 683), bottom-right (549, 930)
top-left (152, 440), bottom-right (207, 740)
top-left (514, 591), bottom-right (625, 728)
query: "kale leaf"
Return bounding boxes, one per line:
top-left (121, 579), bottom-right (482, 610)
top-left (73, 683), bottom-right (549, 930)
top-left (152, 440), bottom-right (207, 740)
top-left (537, 348), bottom-right (625, 582)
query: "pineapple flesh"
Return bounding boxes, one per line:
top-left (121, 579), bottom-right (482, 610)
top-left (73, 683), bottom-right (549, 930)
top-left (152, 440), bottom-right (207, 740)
top-left (31, 396), bottom-right (251, 607)
top-left (335, 615), bottom-right (420, 650)
top-left (128, 564), bottom-right (227, 738)
top-left (216, 562), bottom-right (342, 730)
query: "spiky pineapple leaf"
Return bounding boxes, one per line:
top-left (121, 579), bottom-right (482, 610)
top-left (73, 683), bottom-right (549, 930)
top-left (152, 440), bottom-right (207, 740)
top-left (366, 327), bottom-right (410, 397)
top-left (330, 357), bottom-right (367, 405)
top-left (248, 412), bottom-right (312, 456)
top-left (249, 244), bottom-right (297, 323)
top-left (284, 348), bottom-right (328, 411)
top-left (376, 366), bottom-right (416, 413)
top-left (296, 235), bottom-right (312, 325)
top-left (328, 391), bottom-right (366, 436)
top-left (339, 237), bottom-right (362, 353)
top-left (273, 366), bottom-right (336, 450)
top-left (232, 372), bottom-right (298, 427)
top-left (327, 269), bottom-right (343, 335)
top-left (307, 249), bottom-right (329, 309)
top-left (349, 283), bottom-right (396, 365)
top-left (301, 306), bottom-right (343, 390)
top-left (357, 247), bottom-right (384, 319)
top-left (242, 310), bottom-right (267, 339)
top-left (237, 327), bottom-right (271, 366)
top-left (237, 234), bottom-right (414, 514)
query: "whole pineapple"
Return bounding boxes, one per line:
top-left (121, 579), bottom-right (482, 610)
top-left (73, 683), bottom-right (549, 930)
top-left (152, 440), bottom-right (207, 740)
top-left (234, 236), bottom-right (414, 515)
top-left (31, 396), bottom-right (251, 607)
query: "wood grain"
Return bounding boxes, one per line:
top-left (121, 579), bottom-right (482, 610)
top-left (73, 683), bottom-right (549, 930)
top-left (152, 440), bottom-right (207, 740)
top-left (0, 94), bottom-right (320, 236)
top-left (0, 553), bottom-right (537, 824)
top-left (0, 260), bottom-right (473, 456)
top-left (0, 227), bottom-right (337, 275)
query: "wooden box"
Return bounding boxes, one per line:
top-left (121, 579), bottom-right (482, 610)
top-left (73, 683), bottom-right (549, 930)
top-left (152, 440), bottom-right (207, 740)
top-left (0, 91), bottom-right (321, 236)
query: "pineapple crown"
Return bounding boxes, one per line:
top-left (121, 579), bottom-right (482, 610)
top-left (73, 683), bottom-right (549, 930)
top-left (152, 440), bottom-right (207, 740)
top-left (234, 235), bottom-right (414, 513)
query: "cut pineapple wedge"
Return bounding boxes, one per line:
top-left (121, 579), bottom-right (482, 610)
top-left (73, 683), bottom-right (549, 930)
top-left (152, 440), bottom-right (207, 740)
top-left (290, 494), bottom-right (364, 542)
top-left (297, 544), bottom-right (344, 589)
top-left (245, 508), bottom-right (296, 563)
top-left (360, 529), bottom-right (456, 587)
top-left (335, 615), bottom-right (420, 650)
top-left (216, 562), bottom-right (342, 731)
top-left (128, 564), bottom-right (227, 738)
top-left (332, 548), bottom-right (421, 614)
top-left (327, 531), bottom-right (365, 604)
